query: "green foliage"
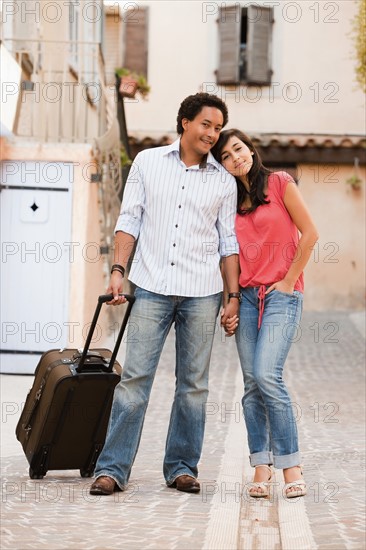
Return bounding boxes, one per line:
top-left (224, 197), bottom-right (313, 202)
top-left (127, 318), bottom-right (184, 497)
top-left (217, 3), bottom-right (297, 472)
top-left (120, 144), bottom-right (132, 167)
top-left (351, 0), bottom-right (366, 92)
top-left (346, 174), bottom-right (362, 190)
top-left (115, 68), bottom-right (151, 99)
top-left (115, 68), bottom-right (131, 78)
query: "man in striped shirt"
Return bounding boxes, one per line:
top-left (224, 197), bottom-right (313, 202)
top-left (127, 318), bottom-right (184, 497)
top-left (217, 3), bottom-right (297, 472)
top-left (90, 93), bottom-right (240, 496)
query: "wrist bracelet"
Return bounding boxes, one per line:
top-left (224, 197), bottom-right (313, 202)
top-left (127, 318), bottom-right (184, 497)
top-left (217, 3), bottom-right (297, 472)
top-left (228, 292), bottom-right (241, 303)
top-left (111, 264), bottom-right (125, 277)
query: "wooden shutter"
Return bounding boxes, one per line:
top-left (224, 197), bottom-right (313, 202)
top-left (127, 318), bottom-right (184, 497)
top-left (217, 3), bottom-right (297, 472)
top-left (123, 6), bottom-right (148, 76)
top-left (217, 5), bottom-right (241, 85)
top-left (246, 5), bottom-right (273, 85)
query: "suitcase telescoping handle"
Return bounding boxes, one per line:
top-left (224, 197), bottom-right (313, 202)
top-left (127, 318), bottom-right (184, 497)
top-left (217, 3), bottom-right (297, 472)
top-left (76, 294), bottom-right (135, 373)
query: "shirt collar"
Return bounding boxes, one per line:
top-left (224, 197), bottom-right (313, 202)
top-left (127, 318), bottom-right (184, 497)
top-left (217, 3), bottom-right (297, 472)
top-left (164, 138), bottom-right (220, 172)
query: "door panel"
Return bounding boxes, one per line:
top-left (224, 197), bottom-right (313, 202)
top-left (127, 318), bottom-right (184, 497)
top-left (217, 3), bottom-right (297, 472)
top-left (1, 161), bottom-right (73, 374)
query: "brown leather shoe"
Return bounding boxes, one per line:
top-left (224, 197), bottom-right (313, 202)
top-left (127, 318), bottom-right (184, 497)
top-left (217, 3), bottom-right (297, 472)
top-left (90, 476), bottom-right (118, 495)
top-left (169, 475), bottom-right (200, 493)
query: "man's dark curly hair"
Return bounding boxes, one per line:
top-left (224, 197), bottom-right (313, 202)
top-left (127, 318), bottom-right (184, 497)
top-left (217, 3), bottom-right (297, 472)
top-left (176, 93), bottom-right (229, 135)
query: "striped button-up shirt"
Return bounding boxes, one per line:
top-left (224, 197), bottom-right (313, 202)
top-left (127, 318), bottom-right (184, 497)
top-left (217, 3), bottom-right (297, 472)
top-left (115, 138), bottom-right (239, 297)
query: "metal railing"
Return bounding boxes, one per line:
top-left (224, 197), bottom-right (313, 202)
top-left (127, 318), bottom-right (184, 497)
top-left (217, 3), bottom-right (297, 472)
top-left (2, 38), bottom-right (116, 143)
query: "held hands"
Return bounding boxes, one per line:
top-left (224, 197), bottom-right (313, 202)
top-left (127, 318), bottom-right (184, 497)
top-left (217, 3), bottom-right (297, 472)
top-left (221, 300), bottom-right (240, 337)
top-left (220, 279), bottom-right (295, 336)
top-left (106, 271), bottom-right (127, 305)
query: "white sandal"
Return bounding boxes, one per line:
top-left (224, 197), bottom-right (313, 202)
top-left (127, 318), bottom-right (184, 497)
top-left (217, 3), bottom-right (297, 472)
top-left (284, 466), bottom-right (307, 498)
top-left (248, 465), bottom-right (273, 498)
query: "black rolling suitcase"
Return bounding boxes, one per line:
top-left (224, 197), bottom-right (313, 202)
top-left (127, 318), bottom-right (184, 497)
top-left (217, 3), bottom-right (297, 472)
top-left (16, 293), bottom-right (135, 479)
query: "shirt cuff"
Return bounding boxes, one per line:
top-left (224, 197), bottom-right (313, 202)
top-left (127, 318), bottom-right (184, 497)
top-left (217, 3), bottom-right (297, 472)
top-left (220, 236), bottom-right (239, 257)
top-left (114, 214), bottom-right (141, 239)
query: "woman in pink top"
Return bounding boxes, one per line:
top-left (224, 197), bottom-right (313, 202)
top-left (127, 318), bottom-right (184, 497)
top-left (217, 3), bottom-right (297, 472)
top-left (212, 129), bottom-right (318, 498)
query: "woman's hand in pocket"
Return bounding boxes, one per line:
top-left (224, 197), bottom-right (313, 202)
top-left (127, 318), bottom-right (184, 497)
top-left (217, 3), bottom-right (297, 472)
top-left (266, 279), bottom-right (294, 295)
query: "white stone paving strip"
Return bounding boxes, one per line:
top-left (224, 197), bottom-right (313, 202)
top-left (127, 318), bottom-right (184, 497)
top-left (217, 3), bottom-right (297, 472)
top-left (239, 482), bottom-right (281, 549)
top-left (203, 343), bottom-right (322, 550)
top-left (203, 364), bottom-right (245, 550)
top-left (349, 311), bottom-right (365, 340)
top-left (277, 474), bottom-right (318, 550)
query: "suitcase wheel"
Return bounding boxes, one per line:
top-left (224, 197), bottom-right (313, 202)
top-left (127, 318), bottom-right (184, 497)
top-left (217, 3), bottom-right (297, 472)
top-left (80, 469), bottom-right (93, 478)
top-left (29, 468), bottom-right (44, 480)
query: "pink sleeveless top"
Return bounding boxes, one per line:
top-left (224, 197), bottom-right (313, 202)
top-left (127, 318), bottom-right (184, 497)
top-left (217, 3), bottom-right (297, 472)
top-left (235, 171), bottom-right (304, 292)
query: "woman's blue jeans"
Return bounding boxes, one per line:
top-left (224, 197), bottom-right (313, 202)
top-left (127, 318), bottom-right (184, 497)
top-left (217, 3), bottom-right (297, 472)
top-left (94, 287), bottom-right (222, 489)
top-left (235, 287), bottom-right (303, 469)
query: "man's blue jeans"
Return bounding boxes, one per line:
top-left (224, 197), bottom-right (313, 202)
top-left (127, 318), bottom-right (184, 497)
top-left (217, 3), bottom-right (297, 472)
top-left (94, 287), bottom-right (222, 489)
top-left (235, 287), bottom-right (303, 469)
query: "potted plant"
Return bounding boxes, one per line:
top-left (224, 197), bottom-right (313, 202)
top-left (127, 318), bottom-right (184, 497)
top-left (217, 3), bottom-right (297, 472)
top-left (115, 68), bottom-right (150, 100)
top-left (346, 158), bottom-right (363, 191)
top-left (346, 174), bottom-right (362, 191)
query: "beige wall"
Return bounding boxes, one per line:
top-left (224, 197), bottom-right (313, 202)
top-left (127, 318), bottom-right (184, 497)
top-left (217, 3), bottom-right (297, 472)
top-left (0, 137), bottom-right (10, 159)
top-left (0, 44), bottom-right (22, 135)
top-left (113, 0), bottom-right (365, 311)
top-left (299, 164), bottom-right (365, 310)
top-left (104, 10), bottom-right (123, 85)
top-left (117, 0), bottom-right (364, 139)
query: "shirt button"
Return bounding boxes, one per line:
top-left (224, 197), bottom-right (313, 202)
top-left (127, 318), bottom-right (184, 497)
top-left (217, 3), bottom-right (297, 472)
top-left (171, 262), bottom-right (175, 266)
top-left (173, 243), bottom-right (176, 247)
top-left (175, 224), bottom-right (178, 228)
top-left (178, 205), bottom-right (181, 208)
top-left (182, 186), bottom-right (185, 189)
top-left (186, 169), bottom-right (188, 172)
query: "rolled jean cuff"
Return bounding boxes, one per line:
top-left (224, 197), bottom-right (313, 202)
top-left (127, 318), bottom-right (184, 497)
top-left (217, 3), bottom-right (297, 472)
top-left (273, 451), bottom-right (301, 469)
top-left (250, 451), bottom-right (274, 467)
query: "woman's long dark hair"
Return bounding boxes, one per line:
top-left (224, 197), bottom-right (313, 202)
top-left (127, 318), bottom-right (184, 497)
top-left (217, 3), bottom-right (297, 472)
top-left (212, 129), bottom-right (271, 215)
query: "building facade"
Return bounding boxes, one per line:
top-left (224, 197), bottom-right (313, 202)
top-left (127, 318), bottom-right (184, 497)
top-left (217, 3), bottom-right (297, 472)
top-left (105, 0), bottom-right (366, 310)
top-left (1, 0), bottom-right (365, 374)
top-left (0, 0), bottom-right (124, 373)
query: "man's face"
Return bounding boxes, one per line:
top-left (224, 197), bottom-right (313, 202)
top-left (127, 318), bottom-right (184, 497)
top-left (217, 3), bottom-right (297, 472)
top-left (181, 107), bottom-right (224, 157)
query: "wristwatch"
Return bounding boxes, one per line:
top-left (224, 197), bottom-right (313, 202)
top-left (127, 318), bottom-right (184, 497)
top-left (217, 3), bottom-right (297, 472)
top-left (228, 292), bottom-right (241, 303)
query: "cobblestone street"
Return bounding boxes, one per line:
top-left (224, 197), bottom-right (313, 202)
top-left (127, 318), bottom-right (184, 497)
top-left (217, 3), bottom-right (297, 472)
top-left (1, 310), bottom-right (365, 549)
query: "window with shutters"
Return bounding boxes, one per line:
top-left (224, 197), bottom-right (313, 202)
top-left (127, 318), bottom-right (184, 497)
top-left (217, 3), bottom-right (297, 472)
top-left (123, 6), bottom-right (149, 77)
top-left (217, 5), bottom-right (273, 86)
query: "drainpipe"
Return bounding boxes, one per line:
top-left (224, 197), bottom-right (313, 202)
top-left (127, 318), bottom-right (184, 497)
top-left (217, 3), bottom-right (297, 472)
top-left (116, 75), bottom-right (132, 201)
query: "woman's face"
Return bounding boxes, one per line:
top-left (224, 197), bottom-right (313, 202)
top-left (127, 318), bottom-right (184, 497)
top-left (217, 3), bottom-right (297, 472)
top-left (220, 135), bottom-right (254, 179)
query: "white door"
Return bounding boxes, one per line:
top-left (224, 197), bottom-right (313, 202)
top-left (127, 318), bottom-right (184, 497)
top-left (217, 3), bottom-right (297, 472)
top-left (0, 161), bottom-right (73, 373)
